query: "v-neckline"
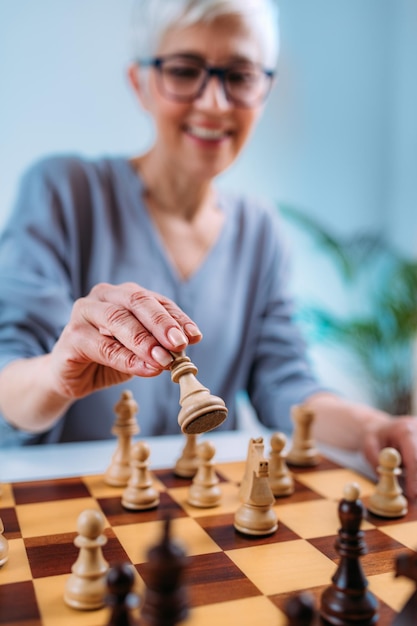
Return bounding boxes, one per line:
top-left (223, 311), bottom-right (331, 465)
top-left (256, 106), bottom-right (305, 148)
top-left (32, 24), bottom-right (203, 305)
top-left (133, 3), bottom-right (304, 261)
top-left (120, 158), bottom-right (230, 286)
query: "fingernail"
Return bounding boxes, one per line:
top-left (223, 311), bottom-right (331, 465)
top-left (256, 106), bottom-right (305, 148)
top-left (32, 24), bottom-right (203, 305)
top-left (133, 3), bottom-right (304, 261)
top-left (151, 346), bottom-right (173, 367)
top-left (144, 363), bottom-right (160, 374)
top-left (184, 323), bottom-right (202, 338)
top-left (167, 327), bottom-right (187, 348)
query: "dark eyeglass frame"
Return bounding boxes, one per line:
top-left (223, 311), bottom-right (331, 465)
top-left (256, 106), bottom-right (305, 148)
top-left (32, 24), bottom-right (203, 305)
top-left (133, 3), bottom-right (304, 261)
top-left (138, 54), bottom-right (276, 108)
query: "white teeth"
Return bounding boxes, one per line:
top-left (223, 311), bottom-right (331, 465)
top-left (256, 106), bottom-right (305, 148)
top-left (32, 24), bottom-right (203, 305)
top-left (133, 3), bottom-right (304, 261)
top-left (188, 126), bottom-right (226, 140)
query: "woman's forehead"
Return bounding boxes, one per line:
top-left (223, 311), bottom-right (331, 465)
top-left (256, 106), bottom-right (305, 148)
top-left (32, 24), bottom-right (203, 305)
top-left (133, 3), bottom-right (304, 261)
top-left (156, 15), bottom-right (264, 64)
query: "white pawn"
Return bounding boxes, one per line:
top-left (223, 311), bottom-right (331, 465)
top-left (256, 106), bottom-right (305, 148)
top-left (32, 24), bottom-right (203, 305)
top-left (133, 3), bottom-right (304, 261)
top-left (234, 458), bottom-right (278, 536)
top-left (121, 441), bottom-right (160, 510)
top-left (0, 517), bottom-right (9, 567)
top-left (64, 509), bottom-right (109, 610)
top-left (174, 434), bottom-right (199, 478)
top-left (104, 390), bottom-right (140, 487)
top-left (269, 432), bottom-right (294, 497)
top-left (367, 447), bottom-right (408, 518)
top-left (286, 404), bottom-right (320, 467)
top-left (187, 441), bottom-right (221, 507)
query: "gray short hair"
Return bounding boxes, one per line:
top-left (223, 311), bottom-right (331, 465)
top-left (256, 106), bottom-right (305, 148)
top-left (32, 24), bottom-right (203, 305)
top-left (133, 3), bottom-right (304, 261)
top-left (129, 0), bottom-right (280, 68)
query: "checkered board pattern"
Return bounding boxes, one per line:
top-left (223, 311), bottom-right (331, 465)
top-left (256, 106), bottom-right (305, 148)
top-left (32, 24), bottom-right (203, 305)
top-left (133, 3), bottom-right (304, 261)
top-left (1, 454), bottom-right (417, 626)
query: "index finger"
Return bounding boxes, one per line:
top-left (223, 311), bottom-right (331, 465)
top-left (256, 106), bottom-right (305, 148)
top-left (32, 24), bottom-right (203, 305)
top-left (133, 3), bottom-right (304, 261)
top-left (92, 282), bottom-right (202, 350)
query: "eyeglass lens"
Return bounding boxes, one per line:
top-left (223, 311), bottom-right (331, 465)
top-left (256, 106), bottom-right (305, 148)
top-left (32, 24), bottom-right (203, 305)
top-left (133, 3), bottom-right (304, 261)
top-left (157, 56), bottom-right (272, 106)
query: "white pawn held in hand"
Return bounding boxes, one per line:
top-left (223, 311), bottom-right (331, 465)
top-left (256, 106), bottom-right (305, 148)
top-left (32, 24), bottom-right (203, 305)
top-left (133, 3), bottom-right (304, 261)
top-left (367, 447), bottom-right (408, 518)
top-left (122, 441), bottom-right (160, 510)
top-left (64, 509), bottom-right (109, 610)
top-left (187, 441), bottom-right (221, 508)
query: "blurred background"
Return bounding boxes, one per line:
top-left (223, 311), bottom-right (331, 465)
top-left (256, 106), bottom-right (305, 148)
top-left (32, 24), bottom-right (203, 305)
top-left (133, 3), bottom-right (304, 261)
top-left (1, 0), bottom-right (416, 410)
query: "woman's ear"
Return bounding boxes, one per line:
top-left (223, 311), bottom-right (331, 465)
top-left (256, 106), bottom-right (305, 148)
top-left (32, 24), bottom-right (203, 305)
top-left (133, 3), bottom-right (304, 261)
top-left (127, 63), bottom-right (150, 110)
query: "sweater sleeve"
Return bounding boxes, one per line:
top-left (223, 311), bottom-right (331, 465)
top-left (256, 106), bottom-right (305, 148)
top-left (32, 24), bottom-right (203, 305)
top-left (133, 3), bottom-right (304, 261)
top-left (0, 158), bottom-right (85, 444)
top-left (246, 206), bottom-right (328, 433)
top-left (0, 159), bottom-right (78, 369)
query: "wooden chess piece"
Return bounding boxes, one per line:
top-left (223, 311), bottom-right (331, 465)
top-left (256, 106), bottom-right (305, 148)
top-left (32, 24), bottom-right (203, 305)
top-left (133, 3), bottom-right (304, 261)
top-left (367, 447), bottom-right (408, 518)
top-left (269, 432), bottom-right (295, 497)
top-left (140, 517), bottom-right (189, 626)
top-left (239, 437), bottom-right (265, 502)
top-left (174, 434), bottom-right (199, 478)
top-left (285, 591), bottom-right (320, 626)
top-left (234, 458), bottom-right (278, 536)
top-left (320, 483), bottom-right (379, 626)
top-left (121, 441), bottom-right (160, 510)
top-left (0, 517), bottom-right (9, 567)
top-left (104, 390), bottom-right (140, 487)
top-left (105, 563), bottom-right (139, 626)
top-left (187, 441), bottom-right (221, 507)
top-left (393, 551), bottom-right (417, 626)
top-left (64, 509), bottom-right (109, 610)
top-left (170, 351), bottom-right (227, 434)
top-left (286, 404), bottom-right (320, 467)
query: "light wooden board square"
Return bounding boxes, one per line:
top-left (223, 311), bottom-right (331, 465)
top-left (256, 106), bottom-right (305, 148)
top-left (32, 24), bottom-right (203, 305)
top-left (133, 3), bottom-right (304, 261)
top-left (368, 572), bottom-right (415, 612)
top-left (276, 498), bottom-right (375, 539)
top-left (295, 469), bottom-right (375, 500)
top-left (113, 516), bottom-right (221, 564)
top-left (188, 595), bottom-right (285, 626)
top-left (33, 573), bottom-right (111, 626)
top-left (226, 539), bottom-right (335, 595)
top-left (0, 482), bottom-right (15, 507)
top-left (216, 461), bottom-right (245, 484)
top-left (0, 538), bottom-right (32, 584)
top-left (16, 498), bottom-right (107, 538)
top-left (377, 520), bottom-right (417, 550)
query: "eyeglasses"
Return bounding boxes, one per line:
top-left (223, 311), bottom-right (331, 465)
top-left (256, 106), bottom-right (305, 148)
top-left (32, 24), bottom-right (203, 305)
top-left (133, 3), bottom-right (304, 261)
top-left (138, 54), bottom-right (275, 108)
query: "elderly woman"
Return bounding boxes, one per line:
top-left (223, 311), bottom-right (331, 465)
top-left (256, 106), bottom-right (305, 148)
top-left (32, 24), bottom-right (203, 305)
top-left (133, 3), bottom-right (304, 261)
top-left (1, 0), bottom-right (417, 498)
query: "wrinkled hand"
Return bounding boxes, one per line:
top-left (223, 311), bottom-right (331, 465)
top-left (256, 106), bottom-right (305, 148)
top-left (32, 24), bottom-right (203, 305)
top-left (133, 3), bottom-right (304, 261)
top-left (362, 415), bottom-right (417, 500)
top-left (49, 282), bottom-right (202, 400)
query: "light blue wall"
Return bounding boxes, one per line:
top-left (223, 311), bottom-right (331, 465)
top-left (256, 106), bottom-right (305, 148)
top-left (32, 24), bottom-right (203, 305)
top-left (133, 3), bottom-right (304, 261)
top-left (1, 0), bottom-right (416, 401)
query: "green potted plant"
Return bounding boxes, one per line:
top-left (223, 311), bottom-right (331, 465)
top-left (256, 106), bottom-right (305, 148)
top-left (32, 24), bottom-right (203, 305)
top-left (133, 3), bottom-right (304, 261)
top-left (280, 204), bottom-right (417, 415)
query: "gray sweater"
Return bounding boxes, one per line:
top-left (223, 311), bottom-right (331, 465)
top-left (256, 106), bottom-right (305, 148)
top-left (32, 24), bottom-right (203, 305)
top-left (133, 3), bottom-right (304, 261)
top-left (0, 155), bottom-right (323, 445)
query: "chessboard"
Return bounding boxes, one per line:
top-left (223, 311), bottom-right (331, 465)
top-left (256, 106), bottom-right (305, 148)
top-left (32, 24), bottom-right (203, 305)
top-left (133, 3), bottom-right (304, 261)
top-left (1, 449), bottom-right (416, 626)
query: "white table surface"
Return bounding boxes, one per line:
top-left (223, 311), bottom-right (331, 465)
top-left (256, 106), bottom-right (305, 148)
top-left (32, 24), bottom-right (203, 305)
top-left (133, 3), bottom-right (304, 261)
top-left (1, 427), bottom-right (377, 484)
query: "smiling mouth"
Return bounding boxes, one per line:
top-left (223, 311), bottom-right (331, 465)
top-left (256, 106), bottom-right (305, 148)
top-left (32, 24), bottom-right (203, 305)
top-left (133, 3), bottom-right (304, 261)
top-left (186, 125), bottom-right (229, 141)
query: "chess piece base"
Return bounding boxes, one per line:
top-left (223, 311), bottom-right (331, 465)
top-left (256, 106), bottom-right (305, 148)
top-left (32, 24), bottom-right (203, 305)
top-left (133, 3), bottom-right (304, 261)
top-left (64, 576), bottom-right (107, 610)
top-left (286, 451), bottom-right (320, 467)
top-left (367, 494), bottom-right (407, 518)
top-left (270, 477), bottom-right (294, 497)
top-left (104, 465), bottom-right (131, 487)
top-left (174, 463), bottom-right (198, 478)
top-left (180, 408), bottom-right (227, 435)
top-left (121, 492), bottom-right (160, 511)
top-left (187, 485), bottom-right (222, 508)
top-left (320, 586), bottom-right (379, 626)
top-left (234, 503), bottom-right (278, 536)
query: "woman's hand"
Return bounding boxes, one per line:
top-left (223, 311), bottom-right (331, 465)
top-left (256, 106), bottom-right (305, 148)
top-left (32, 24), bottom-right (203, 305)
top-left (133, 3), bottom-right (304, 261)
top-left (49, 282), bottom-right (202, 400)
top-left (362, 415), bottom-right (417, 501)
top-left (307, 393), bottom-right (417, 500)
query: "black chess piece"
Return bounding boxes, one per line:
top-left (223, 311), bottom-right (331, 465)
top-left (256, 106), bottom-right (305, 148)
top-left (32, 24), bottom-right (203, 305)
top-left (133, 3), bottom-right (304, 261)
top-left (320, 483), bottom-right (379, 625)
top-left (140, 517), bottom-right (189, 626)
top-left (105, 563), bottom-right (139, 626)
top-left (393, 551), bottom-right (417, 625)
top-left (285, 591), bottom-right (320, 625)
